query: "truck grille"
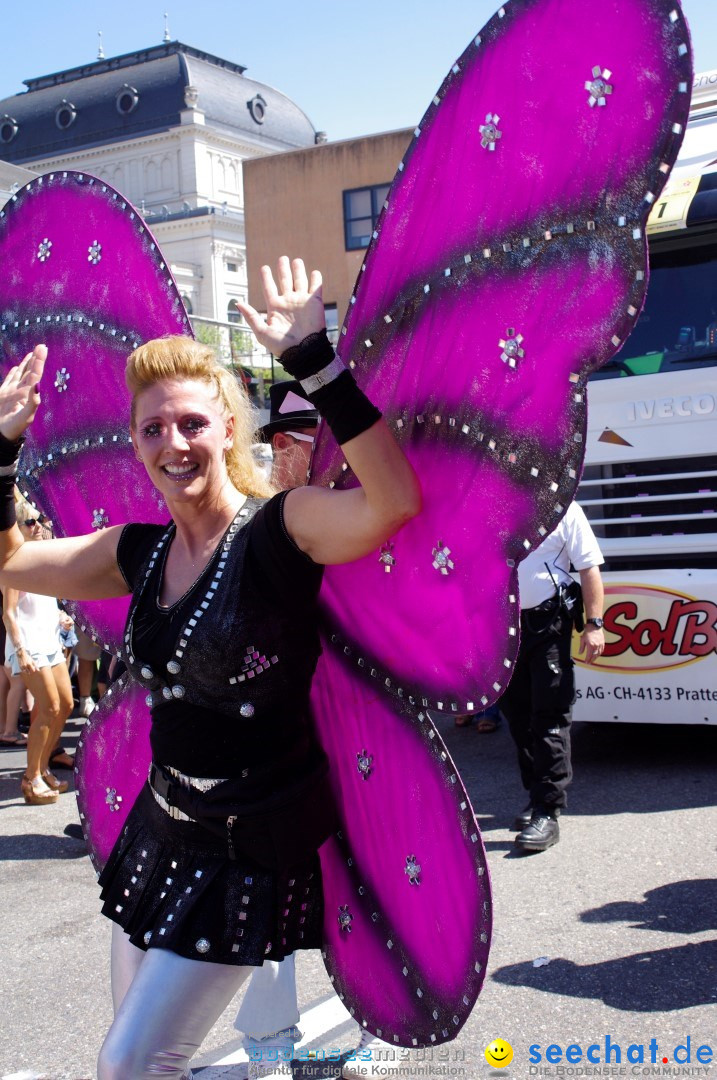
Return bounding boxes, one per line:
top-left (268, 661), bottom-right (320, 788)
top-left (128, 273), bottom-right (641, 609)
top-left (577, 456), bottom-right (717, 569)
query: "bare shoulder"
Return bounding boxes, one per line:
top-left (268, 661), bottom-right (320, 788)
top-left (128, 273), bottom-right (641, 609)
top-left (281, 484), bottom-right (385, 565)
top-left (282, 486), bottom-right (332, 541)
top-left (282, 484), bottom-right (343, 519)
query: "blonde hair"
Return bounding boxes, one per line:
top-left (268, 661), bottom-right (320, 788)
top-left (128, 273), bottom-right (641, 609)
top-left (126, 336), bottom-right (274, 498)
top-left (14, 491), bottom-right (36, 518)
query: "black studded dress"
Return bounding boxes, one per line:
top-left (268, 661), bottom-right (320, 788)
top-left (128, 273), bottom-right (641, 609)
top-left (98, 492), bottom-right (329, 966)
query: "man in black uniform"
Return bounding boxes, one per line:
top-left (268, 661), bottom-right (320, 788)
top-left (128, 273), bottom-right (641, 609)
top-left (500, 501), bottom-right (606, 853)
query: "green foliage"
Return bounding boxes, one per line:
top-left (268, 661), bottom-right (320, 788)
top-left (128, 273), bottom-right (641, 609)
top-left (230, 327), bottom-right (254, 357)
top-left (193, 322), bottom-right (223, 351)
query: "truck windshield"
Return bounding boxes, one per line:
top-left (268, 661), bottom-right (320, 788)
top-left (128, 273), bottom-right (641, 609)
top-left (591, 237), bottom-right (717, 380)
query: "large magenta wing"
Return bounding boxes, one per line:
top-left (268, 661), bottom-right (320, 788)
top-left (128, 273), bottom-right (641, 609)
top-left (310, 0), bottom-right (691, 1047)
top-left (0, 172), bottom-right (188, 652)
top-left (0, 173), bottom-right (187, 870)
top-left (314, 654), bottom-right (491, 1048)
top-left (75, 676), bottom-right (152, 870)
top-left (311, 0), bottom-right (692, 714)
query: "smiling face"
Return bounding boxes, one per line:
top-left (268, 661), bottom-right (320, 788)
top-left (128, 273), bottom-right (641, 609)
top-left (131, 378), bottom-right (235, 507)
top-left (485, 1040), bottom-right (513, 1068)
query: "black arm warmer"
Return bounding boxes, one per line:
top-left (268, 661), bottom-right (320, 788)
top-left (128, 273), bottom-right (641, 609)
top-left (280, 330), bottom-right (381, 445)
top-left (0, 433), bottom-right (23, 532)
top-left (0, 476), bottom-right (16, 532)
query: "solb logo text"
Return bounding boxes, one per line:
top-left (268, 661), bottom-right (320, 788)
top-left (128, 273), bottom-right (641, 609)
top-left (574, 585), bottom-right (717, 673)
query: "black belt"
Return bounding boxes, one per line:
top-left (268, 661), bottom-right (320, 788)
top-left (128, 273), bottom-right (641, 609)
top-left (149, 762), bottom-right (197, 814)
top-left (148, 756), bottom-right (338, 870)
top-left (524, 596), bottom-right (559, 615)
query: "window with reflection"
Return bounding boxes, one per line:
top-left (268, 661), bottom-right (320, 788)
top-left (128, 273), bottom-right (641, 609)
top-left (324, 303), bottom-right (339, 345)
top-left (591, 238), bottom-right (717, 381)
top-left (343, 184), bottom-right (391, 251)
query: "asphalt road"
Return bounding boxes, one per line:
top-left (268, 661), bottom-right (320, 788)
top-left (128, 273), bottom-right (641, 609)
top-left (1, 715), bottom-right (716, 1080)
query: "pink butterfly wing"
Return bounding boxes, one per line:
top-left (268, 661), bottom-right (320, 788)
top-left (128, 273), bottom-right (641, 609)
top-left (0, 172), bottom-right (186, 649)
top-left (308, 0), bottom-right (691, 1044)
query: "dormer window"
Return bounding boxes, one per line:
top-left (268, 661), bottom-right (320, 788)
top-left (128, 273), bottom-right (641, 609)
top-left (247, 94), bottom-right (267, 125)
top-left (55, 100), bottom-right (77, 130)
top-left (0, 115), bottom-right (18, 143)
top-left (116, 85), bottom-right (140, 116)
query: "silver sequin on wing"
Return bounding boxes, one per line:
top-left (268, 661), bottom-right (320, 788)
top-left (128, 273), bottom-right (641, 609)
top-left (356, 750), bottom-right (373, 780)
top-left (479, 113), bottom-right (502, 150)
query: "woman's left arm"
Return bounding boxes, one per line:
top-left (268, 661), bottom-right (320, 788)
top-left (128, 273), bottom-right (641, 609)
top-left (238, 257), bottom-right (422, 565)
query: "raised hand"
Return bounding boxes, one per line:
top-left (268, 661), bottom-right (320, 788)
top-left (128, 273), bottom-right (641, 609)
top-left (0, 345), bottom-right (46, 442)
top-left (236, 257), bottom-right (325, 356)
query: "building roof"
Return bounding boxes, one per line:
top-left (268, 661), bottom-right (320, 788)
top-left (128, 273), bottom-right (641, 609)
top-left (0, 42), bottom-right (317, 163)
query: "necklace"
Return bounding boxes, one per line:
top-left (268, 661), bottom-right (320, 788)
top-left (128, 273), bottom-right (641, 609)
top-left (125, 500), bottom-right (256, 706)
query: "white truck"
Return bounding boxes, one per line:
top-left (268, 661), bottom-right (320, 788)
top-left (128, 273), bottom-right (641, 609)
top-left (574, 70), bottom-right (717, 724)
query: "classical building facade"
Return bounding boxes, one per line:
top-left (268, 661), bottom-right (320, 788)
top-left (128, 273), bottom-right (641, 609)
top-left (0, 42), bottom-right (320, 327)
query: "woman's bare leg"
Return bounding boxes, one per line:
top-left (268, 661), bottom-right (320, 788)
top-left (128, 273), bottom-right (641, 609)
top-left (42, 661), bottom-right (73, 773)
top-left (21, 666), bottom-right (64, 781)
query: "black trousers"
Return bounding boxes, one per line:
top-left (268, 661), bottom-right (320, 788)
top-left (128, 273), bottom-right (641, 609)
top-left (499, 603), bottom-right (575, 811)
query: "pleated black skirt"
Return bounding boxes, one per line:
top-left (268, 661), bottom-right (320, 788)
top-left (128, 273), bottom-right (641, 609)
top-left (98, 783), bottom-right (324, 965)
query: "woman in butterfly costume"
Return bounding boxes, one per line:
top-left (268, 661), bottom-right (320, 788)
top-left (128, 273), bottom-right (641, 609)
top-left (0, 257), bottom-right (421, 1078)
top-left (0, 0), bottom-right (692, 1071)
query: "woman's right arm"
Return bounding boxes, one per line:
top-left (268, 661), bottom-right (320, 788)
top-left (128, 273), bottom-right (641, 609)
top-left (0, 527), bottom-right (129, 600)
top-left (0, 345), bottom-right (129, 600)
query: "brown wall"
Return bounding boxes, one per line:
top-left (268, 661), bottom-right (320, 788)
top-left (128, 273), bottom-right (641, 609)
top-left (243, 128), bottom-right (412, 326)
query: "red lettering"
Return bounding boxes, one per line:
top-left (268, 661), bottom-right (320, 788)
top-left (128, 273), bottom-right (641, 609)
top-left (662, 600), bottom-right (685, 655)
top-left (679, 601), bottom-right (717, 657)
top-left (603, 602), bottom-right (637, 657)
top-left (630, 619), bottom-right (665, 657)
top-left (602, 597), bottom-right (717, 661)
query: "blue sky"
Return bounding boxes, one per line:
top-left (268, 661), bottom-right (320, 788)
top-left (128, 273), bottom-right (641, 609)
top-left (2, 1), bottom-right (716, 142)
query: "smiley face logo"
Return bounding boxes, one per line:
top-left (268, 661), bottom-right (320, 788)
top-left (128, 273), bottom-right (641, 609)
top-left (485, 1039), bottom-right (514, 1068)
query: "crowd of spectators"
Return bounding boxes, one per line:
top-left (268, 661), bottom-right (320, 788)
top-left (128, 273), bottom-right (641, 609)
top-left (0, 496), bottom-right (111, 805)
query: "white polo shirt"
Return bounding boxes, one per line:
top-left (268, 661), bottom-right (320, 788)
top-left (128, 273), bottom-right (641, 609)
top-left (518, 502), bottom-right (604, 611)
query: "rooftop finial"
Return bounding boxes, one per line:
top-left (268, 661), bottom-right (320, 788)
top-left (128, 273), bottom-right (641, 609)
top-left (97, 30), bottom-right (105, 59)
top-left (163, 12), bottom-right (171, 42)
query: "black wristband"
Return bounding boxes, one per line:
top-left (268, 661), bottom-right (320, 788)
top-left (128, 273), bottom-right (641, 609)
top-left (0, 432), bottom-right (24, 470)
top-left (279, 329), bottom-right (334, 379)
top-left (0, 475), bottom-right (17, 532)
top-left (280, 330), bottom-right (382, 446)
top-left (307, 370), bottom-right (382, 445)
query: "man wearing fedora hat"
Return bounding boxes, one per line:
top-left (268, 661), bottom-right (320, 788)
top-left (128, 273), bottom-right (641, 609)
top-left (260, 380), bottom-right (320, 491)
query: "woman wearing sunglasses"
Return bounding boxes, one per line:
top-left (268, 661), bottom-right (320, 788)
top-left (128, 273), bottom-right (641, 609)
top-left (2, 504), bottom-right (74, 804)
